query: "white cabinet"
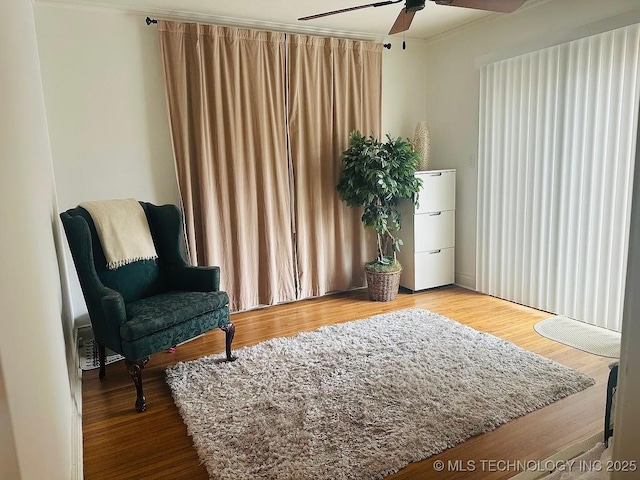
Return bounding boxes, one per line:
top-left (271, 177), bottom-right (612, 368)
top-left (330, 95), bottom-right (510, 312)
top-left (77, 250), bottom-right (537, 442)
top-left (397, 169), bottom-right (456, 291)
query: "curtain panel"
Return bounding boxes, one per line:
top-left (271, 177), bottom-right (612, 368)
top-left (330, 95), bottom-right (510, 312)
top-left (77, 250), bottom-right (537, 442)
top-left (158, 21), bottom-right (382, 311)
top-left (477, 24), bottom-right (640, 331)
top-left (287, 35), bottom-right (382, 298)
top-left (158, 22), bottom-right (297, 311)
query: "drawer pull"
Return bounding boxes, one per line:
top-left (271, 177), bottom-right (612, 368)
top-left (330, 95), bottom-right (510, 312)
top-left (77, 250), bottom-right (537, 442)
top-left (427, 172), bottom-right (442, 176)
top-left (428, 211), bottom-right (442, 216)
top-left (428, 249), bottom-right (442, 254)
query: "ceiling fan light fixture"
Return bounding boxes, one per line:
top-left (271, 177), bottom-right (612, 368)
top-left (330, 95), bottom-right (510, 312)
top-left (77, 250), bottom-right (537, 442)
top-left (406, 0), bottom-right (426, 12)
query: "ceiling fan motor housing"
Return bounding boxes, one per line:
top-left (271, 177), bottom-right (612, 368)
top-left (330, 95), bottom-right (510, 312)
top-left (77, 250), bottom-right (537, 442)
top-left (406, 0), bottom-right (426, 12)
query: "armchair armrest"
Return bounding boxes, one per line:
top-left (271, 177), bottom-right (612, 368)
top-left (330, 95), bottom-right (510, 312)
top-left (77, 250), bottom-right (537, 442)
top-left (89, 288), bottom-right (127, 353)
top-left (101, 292), bottom-right (127, 325)
top-left (166, 265), bottom-right (221, 292)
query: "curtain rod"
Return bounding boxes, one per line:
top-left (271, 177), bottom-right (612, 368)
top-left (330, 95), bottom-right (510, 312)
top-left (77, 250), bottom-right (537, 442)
top-left (144, 16), bottom-right (391, 48)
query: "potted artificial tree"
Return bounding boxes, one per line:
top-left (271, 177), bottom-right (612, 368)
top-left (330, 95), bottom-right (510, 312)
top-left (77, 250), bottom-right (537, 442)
top-left (337, 130), bottom-right (422, 301)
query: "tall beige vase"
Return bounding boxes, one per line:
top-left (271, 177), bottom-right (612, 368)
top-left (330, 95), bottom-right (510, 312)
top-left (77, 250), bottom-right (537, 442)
top-left (413, 121), bottom-right (431, 171)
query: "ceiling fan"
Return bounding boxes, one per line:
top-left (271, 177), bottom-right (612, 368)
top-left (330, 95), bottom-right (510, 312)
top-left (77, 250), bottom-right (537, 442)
top-left (299, 0), bottom-right (527, 35)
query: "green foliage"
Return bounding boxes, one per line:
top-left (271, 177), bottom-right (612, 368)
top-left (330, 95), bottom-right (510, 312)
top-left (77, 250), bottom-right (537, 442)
top-left (336, 130), bottom-right (423, 267)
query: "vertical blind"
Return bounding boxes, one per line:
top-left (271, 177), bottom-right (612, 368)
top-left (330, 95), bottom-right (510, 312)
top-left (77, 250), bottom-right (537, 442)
top-left (477, 24), bottom-right (640, 331)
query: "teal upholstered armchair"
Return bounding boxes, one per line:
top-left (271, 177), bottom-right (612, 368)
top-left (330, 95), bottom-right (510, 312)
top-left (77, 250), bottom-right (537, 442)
top-left (60, 201), bottom-right (236, 412)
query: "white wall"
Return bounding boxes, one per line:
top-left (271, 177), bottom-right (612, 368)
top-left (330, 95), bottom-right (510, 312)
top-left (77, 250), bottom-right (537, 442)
top-left (0, 1), bottom-right (75, 478)
top-left (0, 362), bottom-right (20, 479)
top-left (382, 38), bottom-right (429, 140)
top-left (423, 0), bottom-right (640, 289)
top-left (35, 3), bottom-right (181, 324)
top-left (35, 3), bottom-right (179, 211)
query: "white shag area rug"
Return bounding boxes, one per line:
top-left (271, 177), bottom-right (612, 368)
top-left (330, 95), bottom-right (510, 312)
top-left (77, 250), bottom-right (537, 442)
top-left (534, 316), bottom-right (621, 358)
top-left (166, 308), bottom-right (595, 480)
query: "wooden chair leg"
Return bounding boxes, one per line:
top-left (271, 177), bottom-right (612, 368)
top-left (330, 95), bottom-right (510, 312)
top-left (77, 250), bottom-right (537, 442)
top-left (124, 357), bottom-right (150, 413)
top-left (97, 343), bottom-right (106, 380)
top-left (220, 323), bottom-right (237, 362)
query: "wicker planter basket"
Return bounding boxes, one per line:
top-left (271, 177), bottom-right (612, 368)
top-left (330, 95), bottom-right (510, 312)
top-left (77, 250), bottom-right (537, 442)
top-left (365, 269), bottom-right (402, 302)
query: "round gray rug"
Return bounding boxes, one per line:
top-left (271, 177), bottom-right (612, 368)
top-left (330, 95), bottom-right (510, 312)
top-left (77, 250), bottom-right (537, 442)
top-left (534, 316), bottom-right (620, 358)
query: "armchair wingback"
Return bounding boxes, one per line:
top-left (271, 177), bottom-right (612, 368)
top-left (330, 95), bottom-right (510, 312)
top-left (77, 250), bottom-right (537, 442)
top-left (61, 201), bottom-right (236, 412)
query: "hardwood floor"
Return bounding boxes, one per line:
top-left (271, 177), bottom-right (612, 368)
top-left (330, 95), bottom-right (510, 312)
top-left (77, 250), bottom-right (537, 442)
top-left (82, 286), bottom-right (612, 479)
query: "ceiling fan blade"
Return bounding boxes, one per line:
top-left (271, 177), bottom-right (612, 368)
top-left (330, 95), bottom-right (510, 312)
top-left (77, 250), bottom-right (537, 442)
top-left (388, 8), bottom-right (417, 35)
top-left (299, 0), bottom-right (402, 21)
top-left (432, 0), bottom-right (526, 13)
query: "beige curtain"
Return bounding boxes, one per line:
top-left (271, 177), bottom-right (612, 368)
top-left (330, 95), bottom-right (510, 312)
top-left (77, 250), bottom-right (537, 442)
top-left (159, 22), bottom-right (382, 310)
top-left (158, 21), bottom-right (297, 311)
top-left (287, 35), bottom-right (382, 298)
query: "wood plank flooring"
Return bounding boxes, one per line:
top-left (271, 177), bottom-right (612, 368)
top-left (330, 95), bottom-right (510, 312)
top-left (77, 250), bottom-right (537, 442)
top-left (82, 286), bottom-right (612, 479)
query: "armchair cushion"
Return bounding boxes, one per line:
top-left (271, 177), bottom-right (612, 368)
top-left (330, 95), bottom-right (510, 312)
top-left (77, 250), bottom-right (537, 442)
top-left (100, 260), bottom-right (166, 303)
top-left (122, 290), bottom-right (229, 341)
top-left (120, 306), bottom-right (230, 361)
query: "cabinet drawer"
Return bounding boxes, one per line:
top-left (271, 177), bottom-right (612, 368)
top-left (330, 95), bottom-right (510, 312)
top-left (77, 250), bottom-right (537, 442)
top-left (415, 170), bottom-right (456, 214)
top-left (413, 248), bottom-right (454, 290)
top-left (414, 210), bottom-right (455, 252)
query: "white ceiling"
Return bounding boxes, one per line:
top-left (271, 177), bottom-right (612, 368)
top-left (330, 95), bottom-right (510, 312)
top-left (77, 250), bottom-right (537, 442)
top-left (40, 0), bottom-right (519, 40)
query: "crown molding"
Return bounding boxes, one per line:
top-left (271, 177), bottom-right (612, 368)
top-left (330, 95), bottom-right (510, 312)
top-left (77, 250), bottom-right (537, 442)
top-left (35, 0), bottom-right (386, 42)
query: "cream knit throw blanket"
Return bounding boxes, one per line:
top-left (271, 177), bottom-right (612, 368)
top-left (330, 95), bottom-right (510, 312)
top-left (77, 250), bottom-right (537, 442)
top-left (79, 198), bottom-right (158, 270)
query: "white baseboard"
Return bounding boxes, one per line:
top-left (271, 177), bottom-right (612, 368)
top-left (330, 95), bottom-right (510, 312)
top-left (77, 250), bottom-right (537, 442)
top-left (71, 399), bottom-right (83, 480)
top-left (71, 328), bottom-right (84, 480)
top-left (455, 273), bottom-right (476, 290)
top-left (510, 433), bottom-right (602, 480)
